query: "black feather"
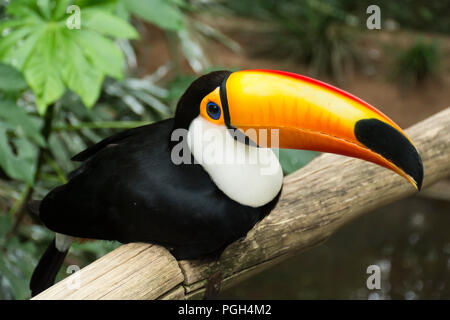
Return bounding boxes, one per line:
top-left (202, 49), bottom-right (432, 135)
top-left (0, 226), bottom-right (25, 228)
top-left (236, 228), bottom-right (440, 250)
top-left (30, 238), bottom-right (68, 297)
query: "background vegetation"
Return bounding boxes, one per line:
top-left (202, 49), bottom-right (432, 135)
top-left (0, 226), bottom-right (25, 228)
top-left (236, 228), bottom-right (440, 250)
top-left (0, 0), bottom-right (448, 299)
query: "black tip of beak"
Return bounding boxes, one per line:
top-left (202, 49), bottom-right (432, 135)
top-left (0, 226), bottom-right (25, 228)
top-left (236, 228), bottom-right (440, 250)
top-left (355, 119), bottom-right (423, 191)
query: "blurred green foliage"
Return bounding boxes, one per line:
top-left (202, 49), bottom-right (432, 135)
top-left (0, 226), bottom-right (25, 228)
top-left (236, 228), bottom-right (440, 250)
top-left (0, 214), bottom-right (38, 299)
top-left (118, 0), bottom-right (185, 31)
top-left (393, 39), bottom-right (441, 87)
top-left (224, 0), bottom-right (446, 82)
top-left (337, 0), bottom-right (450, 34)
top-left (227, 0), bottom-right (450, 33)
top-left (225, 0), bottom-right (359, 82)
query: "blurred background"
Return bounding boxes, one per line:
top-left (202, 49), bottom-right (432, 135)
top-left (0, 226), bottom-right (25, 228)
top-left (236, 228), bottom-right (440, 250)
top-left (0, 0), bottom-right (449, 300)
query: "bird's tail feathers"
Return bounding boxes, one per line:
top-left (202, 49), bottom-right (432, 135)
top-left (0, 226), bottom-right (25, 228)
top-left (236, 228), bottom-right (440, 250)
top-left (30, 236), bottom-right (71, 297)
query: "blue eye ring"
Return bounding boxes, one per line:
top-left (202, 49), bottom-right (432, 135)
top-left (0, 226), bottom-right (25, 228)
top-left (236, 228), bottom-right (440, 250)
top-left (206, 102), bottom-right (221, 120)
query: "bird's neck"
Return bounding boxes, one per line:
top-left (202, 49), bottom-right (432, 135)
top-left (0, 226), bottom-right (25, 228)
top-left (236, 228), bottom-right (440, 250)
top-left (186, 116), bottom-right (283, 208)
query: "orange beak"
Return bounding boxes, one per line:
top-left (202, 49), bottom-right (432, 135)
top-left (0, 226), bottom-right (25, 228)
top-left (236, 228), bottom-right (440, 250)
top-left (220, 69), bottom-right (423, 190)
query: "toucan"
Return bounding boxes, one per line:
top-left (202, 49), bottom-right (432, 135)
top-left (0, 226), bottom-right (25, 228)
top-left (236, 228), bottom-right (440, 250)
top-left (29, 69), bottom-right (423, 297)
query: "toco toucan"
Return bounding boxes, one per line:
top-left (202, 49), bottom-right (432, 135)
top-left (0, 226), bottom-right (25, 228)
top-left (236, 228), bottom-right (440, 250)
top-left (30, 69), bottom-right (423, 297)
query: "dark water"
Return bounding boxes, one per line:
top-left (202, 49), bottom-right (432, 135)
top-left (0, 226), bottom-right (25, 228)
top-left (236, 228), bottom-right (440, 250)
top-left (221, 196), bottom-right (450, 299)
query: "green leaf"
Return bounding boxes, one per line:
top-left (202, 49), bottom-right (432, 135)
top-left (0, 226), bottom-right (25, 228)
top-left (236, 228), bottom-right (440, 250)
top-left (82, 8), bottom-right (139, 39)
top-left (76, 0), bottom-right (118, 10)
top-left (71, 29), bottom-right (124, 79)
top-left (7, 1), bottom-right (42, 20)
top-left (52, 0), bottom-right (73, 20)
top-left (23, 29), bottom-right (65, 114)
top-left (36, 0), bottom-right (51, 20)
top-left (1, 0), bottom-right (132, 112)
top-left (115, 0), bottom-right (131, 21)
top-left (0, 19), bottom-right (28, 35)
top-left (0, 63), bottom-right (28, 92)
top-left (2, 26), bottom-right (46, 70)
top-left (123, 0), bottom-right (184, 31)
top-left (0, 26), bottom-right (35, 59)
top-left (56, 30), bottom-right (104, 108)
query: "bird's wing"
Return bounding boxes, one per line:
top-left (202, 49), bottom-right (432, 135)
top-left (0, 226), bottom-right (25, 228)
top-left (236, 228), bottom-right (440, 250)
top-left (41, 119), bottom-right (177, 241)
top-left (71, 122), bottom-right (162, 162)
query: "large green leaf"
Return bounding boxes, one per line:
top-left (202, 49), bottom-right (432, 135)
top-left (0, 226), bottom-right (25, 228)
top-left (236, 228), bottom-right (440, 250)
top-left (123, 0), bottom-right (184, 31)
top-left (0, 0), bottom-right (138, 113)
top-left (71, 29), bottom-right (124, 79)
top-left (82, 8), bottom-right (139, 39)
top-left (0, 26), bottom-right (36, 58)
top-left (23, 29), bottom-right (65, 114)
top-left (37, 0), bottom-right (52, 20)
top-left (6, 0), bottom-right (42, 20)
top-left (52, 0), bottom-right (73, 20)
top-left (0, 19), bottom-right (29, 35)
top-left (56, 30), bottom-right (104, 108)
top-left (76, 0), bottom-right (118, 10)
top-left (1, 26), bottom-right (46, 70)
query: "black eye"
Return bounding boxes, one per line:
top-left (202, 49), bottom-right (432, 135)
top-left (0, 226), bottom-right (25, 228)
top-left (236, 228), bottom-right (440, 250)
top-left (206, 102), bottom-right (221, 120)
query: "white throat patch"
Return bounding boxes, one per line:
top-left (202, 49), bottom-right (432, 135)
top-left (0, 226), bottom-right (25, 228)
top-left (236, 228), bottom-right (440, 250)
top-left (187, 116), bottom-right (283, 208)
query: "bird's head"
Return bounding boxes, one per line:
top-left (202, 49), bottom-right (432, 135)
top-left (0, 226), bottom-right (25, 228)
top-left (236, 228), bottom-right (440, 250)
top-left (173, 69), bottom-right (423, 191)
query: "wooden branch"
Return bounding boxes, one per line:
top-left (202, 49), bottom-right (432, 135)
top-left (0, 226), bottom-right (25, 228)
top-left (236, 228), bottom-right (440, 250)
top-left (33, 107), bottom-right (450, 300)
